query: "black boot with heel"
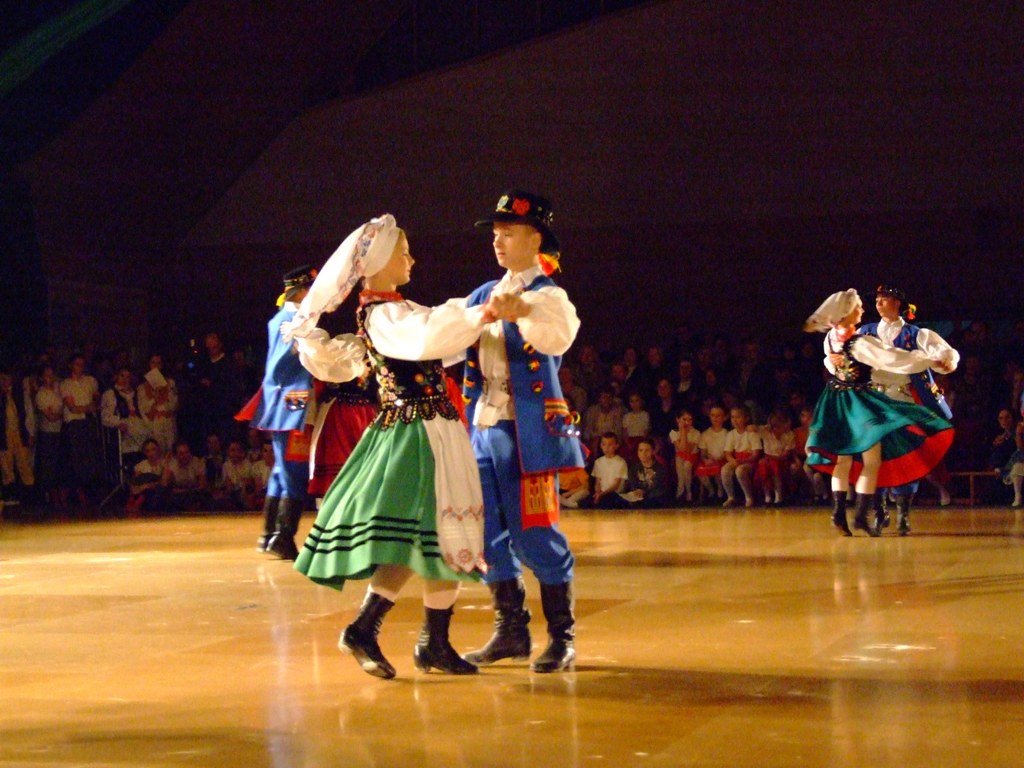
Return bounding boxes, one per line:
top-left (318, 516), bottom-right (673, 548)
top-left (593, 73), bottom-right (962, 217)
top-left (831, 491), bottom-right (852, 536)
top-left (413, 607), bottom-right (478, 675)
top-left (464, 578), bottom-right (532, 666)
top-left (340, 591), bottom-right (396, 679)
top-left (852, 492), bottom-right (880, 537)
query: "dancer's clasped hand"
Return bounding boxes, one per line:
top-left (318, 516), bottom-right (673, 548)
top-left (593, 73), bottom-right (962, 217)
top-left (483, 293), bottom-right (532, 323)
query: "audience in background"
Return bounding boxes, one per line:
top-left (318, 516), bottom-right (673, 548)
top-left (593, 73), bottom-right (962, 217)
top-left (624, 438), bottom-right (670, 508)
top-left (669, 409), bottom-right (700, 504)
top-left (60, 353), bottom-right (102, 508)
top-left (590, 433), bottom-right (628, 509)
top-left (138, 353), bottom-right (178, 455)
top-left (1, 368), bottom-right (35, 505)
top-left (3, 315), bottom-right (1024, 517)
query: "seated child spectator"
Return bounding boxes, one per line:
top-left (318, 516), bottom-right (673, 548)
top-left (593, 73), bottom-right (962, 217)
top-left (251, 441), bottom-right (274, 508)
top-left (558, 466), bottom-right (590, 509)
top-left (623, 438), bottom-right (670, 508)
top-left (246, 427), bottom-right (265, 464)
top-left (591, 432), bottom-right (629, 509)
top-left (757, 409), bottom-right (796, 505)
top-left (794, 405), bottom-right (829, 503)
top-left (669, 409), bottom-right (700, 504)
top-left (161, 440), bottom-right (210, 511)
top-left (987, 408), bottom-right (1018, 503)
top-left (1007, 417), bottom-right (1024, 508)
top-left (696, 406), bottom-right (728, 501)
top-left (127, 438), bottom-right (167, 515)
top-left (621, 392), bottom-right (651, 461)
top-left (219, 439), bottom-right (257, 510)
top-left (203, 433), bottom-right (225, 491)
top-left (721, 405), bottom-right (762, 508)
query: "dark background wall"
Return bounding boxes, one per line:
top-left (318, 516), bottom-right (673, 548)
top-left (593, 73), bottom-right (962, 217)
top-left (6, 0), bottom-right (1023, 361)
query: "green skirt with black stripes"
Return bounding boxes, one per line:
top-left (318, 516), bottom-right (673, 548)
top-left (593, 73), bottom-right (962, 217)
top-left (294, 418), bottom-right (478, 590)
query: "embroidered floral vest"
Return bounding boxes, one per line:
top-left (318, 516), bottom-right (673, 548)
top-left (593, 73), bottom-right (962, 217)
top-left (827, 334), bottom-right (874, 391)
top-left (358, 294), bottom-right (460, 430)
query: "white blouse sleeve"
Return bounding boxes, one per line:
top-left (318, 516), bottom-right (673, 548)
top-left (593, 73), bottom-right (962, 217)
top-left (516, 286), bottom-right (581, 356)
top-left (916, 328), bottom-right (960, 372)
top-left (295, 329), bottom-right (367, 383)
top-left (850, 335), bottom-right (933, 375)
top-left (822, 332), bottom-right (838, 375)
top-left (365, 299), bottom-right (487, 361)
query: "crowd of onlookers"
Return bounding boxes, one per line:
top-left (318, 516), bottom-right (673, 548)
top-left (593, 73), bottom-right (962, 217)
top-left (0, 332), bottom-right (269, 517)
top-left (2, 318), bottom-right (1024, 517)
top-left (556, 319), bottom-right (1024, 508)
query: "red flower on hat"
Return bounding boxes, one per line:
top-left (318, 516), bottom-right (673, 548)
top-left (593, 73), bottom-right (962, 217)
top-left (512, 198), bottom-right (531, 216)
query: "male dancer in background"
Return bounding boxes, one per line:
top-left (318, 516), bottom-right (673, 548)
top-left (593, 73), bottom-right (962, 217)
top-left (242, 266), bottom-right (317, 559)
top-left (462, 191), bottom-right (586, 673)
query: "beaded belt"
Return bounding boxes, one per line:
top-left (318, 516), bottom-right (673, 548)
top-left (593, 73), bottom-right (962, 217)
top-left (828, 378), bottom-right (872, 392)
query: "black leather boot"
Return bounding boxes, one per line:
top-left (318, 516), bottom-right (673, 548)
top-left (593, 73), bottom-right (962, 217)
top-left (873, 491), bottom-right (891, 534)
top-left (340, 591), bottom-right (396, 679)
top-left (531, 581), bottom-right (576, 673)
top-left (896, 495), bottom-right (912, 536)
top-left (852, 493), bottom-right (880, 536)
top-left (413, 607), bottom-right (478, 675)
top-left (257, 495), bottom-right (280, 551)
top-left (831, 491), bottom-right (852, 536)
top-left (267, 496), bottom-right (303, 560)
top-left (464, 578), bottom-right (532, 665)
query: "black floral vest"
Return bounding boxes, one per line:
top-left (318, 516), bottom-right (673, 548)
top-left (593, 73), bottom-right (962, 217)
top-left (827, 334), bottom-right (874, 391)
top-left (357, 294), bottom-right (460, 430)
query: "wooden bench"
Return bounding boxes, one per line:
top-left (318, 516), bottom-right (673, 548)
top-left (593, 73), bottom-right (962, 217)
top-left (949, 470), bottom-right (999, 506)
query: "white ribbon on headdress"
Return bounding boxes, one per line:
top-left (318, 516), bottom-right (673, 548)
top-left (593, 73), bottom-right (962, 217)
top-left (803, 288), bottom-right (862, 332)
top-left (281, 214), bottom-right (400, 342)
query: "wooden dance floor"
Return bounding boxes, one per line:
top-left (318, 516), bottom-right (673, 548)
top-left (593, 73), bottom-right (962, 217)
top-left (3, 505), bottom-right (1024, 767)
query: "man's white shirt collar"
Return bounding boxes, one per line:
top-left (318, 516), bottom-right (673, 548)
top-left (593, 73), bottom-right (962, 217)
top-left (499, 265), bottom-right (543, 293)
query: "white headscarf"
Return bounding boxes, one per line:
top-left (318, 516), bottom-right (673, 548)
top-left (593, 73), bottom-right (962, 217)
top-left (803, 289), bottom-right (862, 332)
top-left (281, 214), bottom-right (401, 341)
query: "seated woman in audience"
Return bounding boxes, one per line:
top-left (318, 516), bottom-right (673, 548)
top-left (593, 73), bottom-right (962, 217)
top-left (696, 405), bottom-right (728, 501)
top-left (623, 438), bottom-right (670, 508)
top-left (161, 440), bottom-right (210, 511)
top-left (573, 343), bottom-right (604, 399)
top-left (721, 405), bottom-right (762, 507)
top-left (757, 409), bottom-right (796, 505)
top-left (127, 438), bottom-right (167, 514)
top-left (669, 409), bottom-right (700, 504)
top-left (621, 391), bottom-right (651, 462)
top-left (648, 377), bottom-right (678, 451)
top-left (583, 388), bottom-right (624, 456)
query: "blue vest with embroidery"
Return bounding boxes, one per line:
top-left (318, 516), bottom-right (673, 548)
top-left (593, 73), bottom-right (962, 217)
top-left (860, 321), bottom-right (952, 419)
top-left (463, 276), bottom-right (585, 475)
top-left (252, 305), bottom-right (314, 432)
